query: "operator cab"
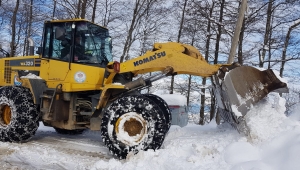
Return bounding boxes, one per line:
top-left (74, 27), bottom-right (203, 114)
top-left (41, 19), bottom-right (113, 67)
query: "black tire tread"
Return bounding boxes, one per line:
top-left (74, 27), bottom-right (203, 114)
top-left (101, 95), bottom-right (166, 159)
top-left (143, 94), bottom-right (172, 131)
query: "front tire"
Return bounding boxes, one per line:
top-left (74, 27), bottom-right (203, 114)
top-left (101, 95), bottom-right (166, 159)
top-left (0, 86), bottom-right (39, 142)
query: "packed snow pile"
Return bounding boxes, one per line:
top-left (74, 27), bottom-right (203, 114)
top-left (244, 93), bottom-right (290, 143)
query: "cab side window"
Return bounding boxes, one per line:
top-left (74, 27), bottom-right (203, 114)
top-left (50, 23), bottom-right (72, 61)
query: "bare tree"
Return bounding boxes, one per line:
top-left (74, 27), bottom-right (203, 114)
top-left (214, 0), bottom-right (225, 64)
top-left (80, 0), bottom-right (87, 19)
top-left (54, 0), bottom-right (91, 19)
top-left (170, 0), bottom-right (188, 94)
top-left (91, 0), bottom-right (98, 22)
top-left (259, 0), bottom-right (273, 67)
top-left (119, 0), bottom-right (158, 63)
top-left (98, 0), bottom-right (118, 27)
top-left (23, 0), bottom-right (33, 56)
top-left (52, 0), bottom-right (56, 18)
top-left (10, 0), bottom-right (20, 57)
top-left (280, 19), bottom-right (300, 77)
top-left (200, 1), bottom-right (215, 125)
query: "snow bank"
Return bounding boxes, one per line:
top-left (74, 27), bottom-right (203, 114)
top-left (289, 103), bottom-right (300, 121)
top-left (244, 93), bottom-right (290, 143)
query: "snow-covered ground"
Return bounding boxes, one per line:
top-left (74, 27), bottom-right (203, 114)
top-left (1, 93), bottom-right (300, 170)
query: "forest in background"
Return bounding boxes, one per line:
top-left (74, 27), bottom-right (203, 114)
top-left (0, 0), bottom-right (300, 123)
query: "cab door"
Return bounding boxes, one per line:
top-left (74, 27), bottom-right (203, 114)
top-left (40, 22), bottom-right (72, 82)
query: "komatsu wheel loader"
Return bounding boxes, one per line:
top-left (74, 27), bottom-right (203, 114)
top-left (0, 19), bottom-right (287, 159)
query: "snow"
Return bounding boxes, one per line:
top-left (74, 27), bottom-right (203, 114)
top-left (20, 73), bottom-right (42, 79)
top-left (273, 69), bottom-right (288, 84)
top-left (1, 94), bottom-right (300, 169)
top-left (156, 94), bottom-right (187, 106)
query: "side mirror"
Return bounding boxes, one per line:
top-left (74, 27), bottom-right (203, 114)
top-left (55, 27), bottom-right (66, 40)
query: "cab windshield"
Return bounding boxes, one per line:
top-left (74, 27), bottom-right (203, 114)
top-left (42, 21), bottom-right (113, 67)
top-left (74, 21), bottom-right (113, 65)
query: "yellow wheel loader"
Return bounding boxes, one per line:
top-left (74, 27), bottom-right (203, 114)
top-left (0, 19), bottom-right (287, 159)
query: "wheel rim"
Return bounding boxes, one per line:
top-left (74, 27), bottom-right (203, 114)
top-left (114, 112), bottom-right (147, 146)
top-left (0, 105), bottom-right (11, 126)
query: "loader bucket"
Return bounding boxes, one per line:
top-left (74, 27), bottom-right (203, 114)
top-left (218, 66), bottom-right (288, 116)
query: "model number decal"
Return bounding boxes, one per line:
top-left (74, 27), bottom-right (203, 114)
top-left (20, 61), bottom-right (34, 66)
top-left (9, 59), bottom-right (36, 67)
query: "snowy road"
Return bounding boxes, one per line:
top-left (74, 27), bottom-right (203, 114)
top-left (0, 126), bottom-right (113, 169)
top-left (0, 122), bottom-right (240, 170)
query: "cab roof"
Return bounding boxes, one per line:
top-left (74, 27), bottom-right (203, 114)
top-left (44, 18), bottom-right (108, 30)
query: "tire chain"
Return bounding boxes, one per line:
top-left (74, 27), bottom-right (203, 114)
top-left (101, 95), bottom-right (166, 159)
top-left (0, 86), bottom-right (39, 142)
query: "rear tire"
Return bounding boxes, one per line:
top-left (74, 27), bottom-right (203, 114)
top-left (101, 95), bottom-right (166, 159)
top-left (0, 86), bottom-right (39, 142)
top-left (143, 94), bottom-right (171, 130)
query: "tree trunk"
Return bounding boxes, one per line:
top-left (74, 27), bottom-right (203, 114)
top-left (214, 0), bottom-right (225, 64)
top-left (259, 0), bottom-right (273, 67)
top-left (52, 0), bottom-right (56, 18)
top-left (170, 0), bottom-right (188, 94)
top-left (210, 1), bottom-right (221, 123)
top-left (186, 75), bottom-right (192, 107)
top-left (10, 0), bottom-right (20, 57)
top-left (92, 0), bottom-right (98, 22)
top-left (76, 0), bottom-right (81, 18)
top-left (199, 78), bottom-right (206, 125)
top-left (237, 18), bottom-right (245, 65)
top-left (170, 76), bottom-right (174, 94)
top-left (199, 2), bottom-right (214, 125)
top-left (26, 0), bottom-right (33, 56)
top-left (267, 14), bottom-right (274, 69)
top-left (177, 0), bottom-right (187, 43)
top-left (227, 0), bottom-right (247, 64)
top-left (103, 0), bottom-right (110, 28)
top-left (280, 21), bottom-right (300, 77)
top-left (80, 0), bottom-right (87, 19)
top-left (210, 86), bottom-right (216, 122)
